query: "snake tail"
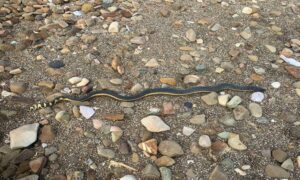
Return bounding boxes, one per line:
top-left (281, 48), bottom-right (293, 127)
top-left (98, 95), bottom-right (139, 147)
top-left (30, 97), bottom-right (64, 111)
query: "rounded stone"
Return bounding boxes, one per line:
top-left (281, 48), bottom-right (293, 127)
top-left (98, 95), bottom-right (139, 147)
top-left (48, 60), bottom-right (65, 69)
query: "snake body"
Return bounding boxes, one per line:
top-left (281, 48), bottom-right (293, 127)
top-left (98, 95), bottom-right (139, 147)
top-left (30, 83), bottom-right (265, 111)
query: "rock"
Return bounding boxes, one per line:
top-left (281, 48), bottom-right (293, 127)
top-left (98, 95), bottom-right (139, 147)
top-left (9, 82), bottom-right (27, 94)
top-left (81, 34), bottom-right (97, 44)
top-left (253, 67), bottom-right (265, 75)
top-left (290, 126), bottom-right (300, 138)
top-left (13, 149), bottom-right (35, 164)
top-left (110, 126), bottom-right (123, 142)
top-left (76, 78), bottom-right (89, 87)
top-left (297, 156), bottom-right (300, 168)
top-left (248, 103), bottom-right (262, 117)
top-left (160, 8), bottom-right (170, 17)
top-left (280, 48), bottom-right (293, 57)
top-left (49, 153), bottom-right (58, 161)
top-left (29, 157), bottom-right (47, 173)
top-left (18, 175), bottom-right (39, 180)
top-left (103, 113), bottom-right (124, 121)
top-left (183, 75), bottom-right (200, 84)
top-left (211, 140), bottom-right (229, 154)
top-left (159, 167), bottom-right (172, 180)
top-left (79, 106), bottom-right (95, 119)
top-left (92, 119), bottom-right (103, 129)
top-left (248, 55), bottom-right (258, 62)
top-left (240, 27), bottom-right (251, 39)
top-left (198, 135), bottom-right (211, 148)
top-left (141, 116), bottom-right (170, 132)
top-left (227, 96), bottom-right (242, 108)
top-left (271, 82), bottom-right (281, 88)
top-left (233, 105), bottom-right (250, 120)
top-left (81, 3), bottom-right (93, 13)
top-left (285, 66), bottom-right (300, 79)
top-left (45, 146), bottom-right (57, 156)
top-left (211, 23), bottom-right (221, 32)
top-left (130, 36), bottom-right (146, 45)
top-left (196, 64), bottom-right (206, 73)
top-left (48, 60), bottom-right (65, 69)
top-left (160, 78), bottom-right (177, 86)
top-left (219, 116), bottom-right (236, 127)
top-left (10, 123), bottom-right (39, 149)
top-left (69, 77), bottom-right (82, 84)
top-left (155, 156), bottom-right (175, 167)
top-left (242, 7), bottom-right (253, 14)
top-left (120, 175), bottom-right (137, 180)
top-left (272, 149), bottom-right (287, 162)
top-left (281, 158), bottom-right (294, 171)
top-left (217, 132), bottom-right (230, 139)
top-left (190, 142), bottom-right (200, 154)
top-left (180, 54), bottom-right (193, 61)
top-left (108, 21), bottom-right (119, 33)
top-left (228, 133), bottom-right (247, 151)
top-left (48, 175), bottom-right (67, 180)
top-left (201, 92), bottom-right (218, 105)
top-left (145, 58), bottom-right (159, 67)
top-left (265, 165), bottom-right (290, 178)
top-left (138, 138), bottom-right (157, 155)
top-left (37, 81), bottom-right (55, 89)
top-left (142, 164), bottom-right (160, 179)
top-left (39, 125), bottom-right (55, 143)
top-left (97, 146), bottom-right (115, 159)
top-left (186, 29), bottom-right (196, 42)
top-left (183, 126), bottom-right (195, 136)
top-left (189, 114), bottom-right (206, 125)
top-left (208, 166), bottom-right (228, 180)
top-left (250, 92), bottom-right (264, 102)
top-left (265, 45), bottom-right (276, 53)
top-left (120, 102), bottom-right (134, 108)
top-left (110, 78), bottom-right (122, 85)
top-left (163, 102), bottom-right (175, 115)
top-left (55, 111), bottom-right (70, 123)
top-left (158, 140), bottom-right (184, 157)
top-left (218, 94), bottom-right (230, 106)
top-left (296, 89), bottom-right (300, 96)
top-left (131, 83), bottom-right (143, 93)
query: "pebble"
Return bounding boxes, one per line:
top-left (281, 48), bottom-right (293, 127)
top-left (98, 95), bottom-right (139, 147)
top-left (183, 75), bottom-right (200, 84)
top-left (195, 64), bottom-right (206, 73)
top-left (265, 45), bottom-right (276, 53)
top-left (92, 119), bottom-right (103, 129)
top-left (96, 146), bottom-right (115, 159)
top-left (110, 78), bottom-right (122, 85)
top-left (189, 114), bottom-right (206, 125)
top-left (242, 7), bottom-right (253, 14)
top-left (211, 23), bottom-right (221, 32)
top-left (138, 138), bottom-right (158, 155)
top-left (201, 92), bottom-right (218, 105)
top-left (104, 113), bottom-right (124, 121)
top-left (240, 27), bottom-right (251, 39)
top-left (163, 102), bottom-right (175, 115)
top-left (55, 111), bottom-right (70, 123)
top-left (250, 92), bottom-right (265, 102)
top-left (180, 54), bottom-right (193, 61)
top-left (186, 29), bottom-right (196, 42)
top-left (198, 135), bottom-right (211, 148)
top-left (18, 175), bottom-right (39, 180)
top-left (209, 166), bottom-right (228, 180)
top-left (110, 126), bottom-right (123, 142)
top-left (253, 67), bottom-right (265, 75)
top-left (9, 82), bottom-right (27, 94)
top-left (227, 96), bottom-right (242, 108)
top-left (296, 89), bottom-right (300, 96)
top-left (248, 103), bottom-right (262, 117)
top-left (76, 78), bottom-right (89, 87)
top-left (145, 58), bottom-right (159, 67)
top-left (293, 81), bottom-right (300, 88)
top-left (39, 125), bottom-right (55, 143)
top-left (297, 156), bottom-right (300, 168)
top-left (48, 60), bottom-right (65, 69)
top-left (160, 78), bottom-right (177, 86)
top-left (281, 158), bottom-right (294, 171)
top-left (130, 36), bottom-right (146, 45)
top-left (159, 167), bottom-right (172, 180)
top-left (29, 157), bottom-right (47, 173)
top-left (120, 175), bottom-right (137, 180)
top-left (158, 140), bottom-right (184, 157)
top-left (217, 131), bottom-right (230, 139)
top-left (49, 153), bottom-right (58, 161)
top-left (219, 116), bottom-right (237, 127)
top-left (190, 142), bottom-right (200, 154)
top-left (79, 106), bottom-right (95, 119)
top-left (9, 68), bottom-right (22, 74)
top-left (290, 126), bottom-right (300, 138)
top-left (155, 156), bottom-right (175, 167)
top-left (233, 105), bottom-right (249, 120)
top-left (108, 21), bottom-right (119, 33)
top-left (271, 82), bottom-right (281, 89)
top-left (68, 77), bottom-right (82, 84)
top-left (228, 133), bottom-right (247, 151)
top-left (81, 34), bottom-right (97, 44)
top-left (280, 48), bottom-right (293, 57)
top-left (10, 123), bottom-right (39, 149)
top-left (142, 164), bottom-right (160, 179)
top-left (265, 165), bottom-right (290, 178)
top-left (257, 117), bottom-right (269, 124)
top-left (160, 8), bottom-right (170, 17)
top-left (141, 115), bottom-right (170, 132)
top-left (218, 94), bottom-right (230, 106)
top-left (81, 3), bottom-right (93, 13)
top-left (272, 149), bottom-right (287, 162)
top-left (285, 66), bottom-right (300, 79)
top-left (182, 126), bottom-right (195, 136)
top-left (248, 55), bottom-right (258, 62)
top-left (131, 83), bottom-right (143, 93)
top-left (37, 81), bottom-right (55, 89)
top-left (45, 146), bottom-right (58, 156)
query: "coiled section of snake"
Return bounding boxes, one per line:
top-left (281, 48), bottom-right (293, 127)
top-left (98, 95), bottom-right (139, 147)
top-left (30, 83), bottom-right (265, 111)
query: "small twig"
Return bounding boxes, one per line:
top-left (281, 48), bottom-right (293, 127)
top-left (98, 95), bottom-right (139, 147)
top-left (109, 160), bottom-right (137, 171)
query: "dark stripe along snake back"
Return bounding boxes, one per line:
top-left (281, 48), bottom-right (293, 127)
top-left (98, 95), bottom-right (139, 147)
top-left (30, 83), bottom-right (265, 111)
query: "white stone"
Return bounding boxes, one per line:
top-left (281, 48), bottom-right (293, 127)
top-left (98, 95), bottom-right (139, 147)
top-left (271, 82), bottom-right (281, 89)
top-left (68, 77), bottom-right (82, 84)
top-left (250, 92), bottom-right (264, 102)
top-left (108, 21), bottom-right (119, 33)
top-left (120, 175), bottom-right (137, 180)
top-left (182, 126), bottom-right (195, 136)
top-left (79, 106), bottom-right (95, 119)
top-left (228, 133), bottom-right (247, 151)
top-left (10, 123), bottom-right (39, 149)
top-left (141, 115), bottom-right (170, 132)
top-left (218, 94), bottom-right (230, 106)
top-left (76, 78), bottom-right (89, 87)
top-left (242, 7), bottom-right (253, 14)
top-left (198, 135), bottom-right (211, 148)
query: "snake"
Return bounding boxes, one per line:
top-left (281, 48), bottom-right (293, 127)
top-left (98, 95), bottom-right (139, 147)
top-left (29, 83), bottom-right (265, 111)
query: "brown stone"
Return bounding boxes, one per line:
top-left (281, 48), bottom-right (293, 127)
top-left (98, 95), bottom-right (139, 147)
top-left (103, 113), bottom-right (124, 121)
top-left (285, 66), bottom-right (300, 79)
top-left (160, 77), bottom-right (177, 86)
top-left (39, 125), bottom-right (55, 143)
top-left (163, 102), bottom-right (175, 115)
top-left (250, 73), bottom-right (264, 81)
top-left (29, 156), bottom-right (47, 173)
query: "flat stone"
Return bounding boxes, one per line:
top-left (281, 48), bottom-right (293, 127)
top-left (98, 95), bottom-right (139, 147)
top-left (183, 75), bottom-right (200, 84)
top-left (37, 81), bottom-right (55, 89)
top-left (158, 140), bottom-right (184, 157)
top-left (281, 158), bottom-right (294, 171)
top-left (39, 125), bottom-right (55, 143)
top-left (182, 126), bottom-right (195, 136)
top-left (201, 92), bottom-right (218, 105)
top-left (145, 58), bottom-right (159, 68)
top-left (219, 116), bottom-right (236, 127)
top-left (130, 36), bottom-right (146, 45)
top-left (248, 103), bottom-right (262, 117)
top-left (155, 156), bottom-right (175, 167)
top-left (29, 156), bottom-right (47, 173)
top-left (142, 164), bottom-right (160, 179)
top-left (198, 135), bottom-right (211, 148)
top-left (285, 66), bottom-right (300, 79)
top-left (9, 82), bottom-right (27, 94)
top-left (108, 21), bottom-right (119, 33)
top-left (272, 149), bottom-right (288, 162)
top-left (227, 96), bottom-right (242, 108)
top-left (97, 146), bottom-right (115, 159)
top-left (290, 126), bottom-right (300, 138)
top-left (208, 166), bottom-right (228, 180)
top-left (163, 102), bottom-right (175, 115)
top-left (233, 105), bottom-right (250, 120)
top-left (218, 94), bottom-right (230, 106)
top-left (141, 115), bottom-right (170, 132)
top-left (159, 167), bottom-right (172, 180)
top-left (189, 114), bottom-right (206, 125)
top-left (79, 106), bottom-right (95, 119)
top-left (265, 165), bottom-right (290, 178)
top-left (265, 45), bottom-right (276, 53)
top-left (242, 7), bottom-right (252, 14)
top-left (186, 29), bottom-right (196, 42)
top-left (160, 78), bottom-right (177, 86)
top-left (13, 149), bottom-right (35, 164)
top-left (10, 123), bottom-right (39, 149)
top-left (180, 54), bottom-right (193, 61)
